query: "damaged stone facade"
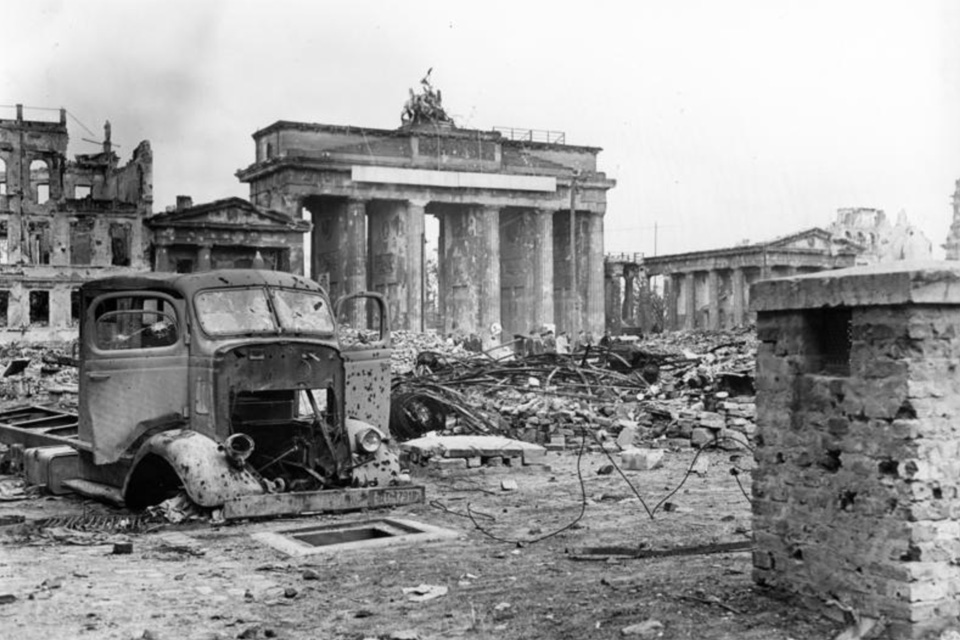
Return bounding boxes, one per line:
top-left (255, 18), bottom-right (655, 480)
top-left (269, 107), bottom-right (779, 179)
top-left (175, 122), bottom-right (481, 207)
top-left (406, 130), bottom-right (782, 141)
top-left (147, 196), bottom-right (310, 273)
top-left (236, 121), bottom-right (615, 346)
top-left (606, 228), bottom-right (857, 334)
top-left (0, 105), bottom-right (150, 341)
top-left (752, 262), bottom-right (960, 638)
top-left (607, 207), bottom-right (934, 334)
top-left (942, 179), bottom-right (960, 260)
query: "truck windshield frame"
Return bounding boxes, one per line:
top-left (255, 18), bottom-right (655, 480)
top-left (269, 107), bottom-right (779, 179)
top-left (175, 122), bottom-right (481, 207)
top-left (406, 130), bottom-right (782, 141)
top-left (194, 286), bottom-right (334, 337)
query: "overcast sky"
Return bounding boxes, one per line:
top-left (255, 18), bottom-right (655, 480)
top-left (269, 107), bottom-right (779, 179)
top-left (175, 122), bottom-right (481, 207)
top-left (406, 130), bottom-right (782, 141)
top-left (4, 0), bottom-right (959, 257)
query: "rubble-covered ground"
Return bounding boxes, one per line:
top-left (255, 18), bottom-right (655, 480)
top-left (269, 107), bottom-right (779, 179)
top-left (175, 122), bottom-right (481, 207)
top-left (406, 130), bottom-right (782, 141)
top-left (0, 330), bottom-right (852, 639)
top-left (0, 448), bottom-right (847, 640)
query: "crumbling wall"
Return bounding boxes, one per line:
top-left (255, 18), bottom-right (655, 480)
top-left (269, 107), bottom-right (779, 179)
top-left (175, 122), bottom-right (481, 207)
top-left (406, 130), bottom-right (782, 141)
top-left (113, 141), bottom-right (152, 204)
top-left (753, 266), bottom-right (960, 638)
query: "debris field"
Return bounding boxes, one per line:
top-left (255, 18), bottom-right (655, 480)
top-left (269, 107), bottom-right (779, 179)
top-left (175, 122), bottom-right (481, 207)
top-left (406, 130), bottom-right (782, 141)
top-left (0, 329), bottom-right (853, 639)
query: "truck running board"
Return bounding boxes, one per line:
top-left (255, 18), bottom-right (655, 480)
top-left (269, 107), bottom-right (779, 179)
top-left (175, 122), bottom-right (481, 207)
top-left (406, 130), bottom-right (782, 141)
top-left (223, 485), bottom-right (425, 521)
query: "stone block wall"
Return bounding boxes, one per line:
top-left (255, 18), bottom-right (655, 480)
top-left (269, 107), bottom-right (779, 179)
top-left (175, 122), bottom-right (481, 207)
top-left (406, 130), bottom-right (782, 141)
top-left (752, 263), bottom-right (960, 638)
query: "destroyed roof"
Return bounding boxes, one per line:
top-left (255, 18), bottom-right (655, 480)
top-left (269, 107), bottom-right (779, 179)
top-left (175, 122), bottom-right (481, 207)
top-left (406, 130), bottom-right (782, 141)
top-left (146, 197), bottom-right (310, 232)
top-left (79, 269), bottom-right (324, 299)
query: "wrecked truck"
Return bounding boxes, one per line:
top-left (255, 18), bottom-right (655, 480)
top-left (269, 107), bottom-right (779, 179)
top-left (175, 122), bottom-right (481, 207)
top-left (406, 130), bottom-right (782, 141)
top-left (0, 270), bottom-right (423, 519)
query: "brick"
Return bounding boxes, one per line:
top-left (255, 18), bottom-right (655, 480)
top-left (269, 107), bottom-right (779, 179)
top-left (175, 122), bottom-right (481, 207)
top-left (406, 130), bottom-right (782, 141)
top-left (619, 448), bottom-right (664, 471)
top-left (690, 428), bottom-right (714, 448)
top-left (428, 457), bottom-right (467, 470)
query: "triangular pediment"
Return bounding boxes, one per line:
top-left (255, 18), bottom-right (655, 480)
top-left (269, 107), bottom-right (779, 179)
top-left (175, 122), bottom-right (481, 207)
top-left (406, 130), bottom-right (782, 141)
top-left (147, 197), bottom-right (309, 231)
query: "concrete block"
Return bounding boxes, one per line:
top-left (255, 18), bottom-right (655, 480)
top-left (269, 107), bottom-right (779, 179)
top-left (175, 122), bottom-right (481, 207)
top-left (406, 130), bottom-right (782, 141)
top-left (428, 457), bottom-right (467, 470)
top-left (620, 448), bottom-right (665, 471)
top-left (691, 428), bottom-right (715, 448)
top-left (699, 411), bottom-right (725, 430)
top-left (465, 456), bottom-right (482, 468)
top-left (522, 449), bottom-right (547, 465)
top-left (616, 425), bottom-right (637, 450)
top-left (500, 479), bottom-right (518, 492)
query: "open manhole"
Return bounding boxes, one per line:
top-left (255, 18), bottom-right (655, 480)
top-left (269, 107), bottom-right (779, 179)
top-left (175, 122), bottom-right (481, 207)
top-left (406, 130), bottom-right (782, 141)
top-left (253, 517), bottom-right (459, 557)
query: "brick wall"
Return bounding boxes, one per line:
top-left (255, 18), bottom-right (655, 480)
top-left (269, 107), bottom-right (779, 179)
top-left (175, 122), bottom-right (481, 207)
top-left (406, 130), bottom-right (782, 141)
top-left (754, 302), bottom-right (960, 638)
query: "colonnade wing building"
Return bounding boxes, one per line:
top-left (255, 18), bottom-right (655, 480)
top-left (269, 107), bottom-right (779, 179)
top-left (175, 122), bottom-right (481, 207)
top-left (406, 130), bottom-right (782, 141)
top-left (236, 122), bottom-right (615, 344)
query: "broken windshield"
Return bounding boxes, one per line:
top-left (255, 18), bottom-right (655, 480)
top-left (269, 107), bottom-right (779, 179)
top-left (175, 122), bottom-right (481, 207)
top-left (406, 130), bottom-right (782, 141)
top-left (195, 287), bottom-right (334, 336)
top-left (272, 289), bottom-right (335, 334)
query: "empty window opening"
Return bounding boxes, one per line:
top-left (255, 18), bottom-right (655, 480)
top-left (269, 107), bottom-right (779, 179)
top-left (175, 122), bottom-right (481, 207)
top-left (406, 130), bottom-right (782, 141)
top-left (29, 160), bottom-right (50, 204)
top-left (0, 157), bottom-right (6, 195)
top-left (110, 223), bottom-right (131, 266)
top-left (0, 291), bottom-right (8, 326)
top-left (0, 220), bottom-right (7, 264)
top-left (29, 290), bottom-right (49, 326)
top-left (70, 290), bottom-right (81, 326)
top-left (28, 220), bottom-right (51, 264)
top-left (74, 185), bottom-right (91, 199)
top-left (808, 307), bottom-right (852, 376)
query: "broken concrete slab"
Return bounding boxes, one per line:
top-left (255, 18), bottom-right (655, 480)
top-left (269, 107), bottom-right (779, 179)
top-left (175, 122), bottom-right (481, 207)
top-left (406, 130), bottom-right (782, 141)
top-left (401, 434), bottom-right (546, 460)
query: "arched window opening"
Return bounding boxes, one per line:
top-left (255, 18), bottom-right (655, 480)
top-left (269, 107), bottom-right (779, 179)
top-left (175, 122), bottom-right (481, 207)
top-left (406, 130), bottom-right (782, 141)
top-left (29, 159), bottom-right (49, 204)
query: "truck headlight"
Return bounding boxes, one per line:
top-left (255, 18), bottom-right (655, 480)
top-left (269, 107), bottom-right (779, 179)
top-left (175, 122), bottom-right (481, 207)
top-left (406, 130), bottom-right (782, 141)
top-left (356, 428), bottom-right (383, 454)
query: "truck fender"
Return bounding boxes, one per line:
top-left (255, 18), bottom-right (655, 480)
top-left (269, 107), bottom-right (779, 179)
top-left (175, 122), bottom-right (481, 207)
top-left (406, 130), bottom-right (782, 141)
top-left (345, 418), bottom-right (403, 487)
top-left (123, 429), bottom-right (264, 508)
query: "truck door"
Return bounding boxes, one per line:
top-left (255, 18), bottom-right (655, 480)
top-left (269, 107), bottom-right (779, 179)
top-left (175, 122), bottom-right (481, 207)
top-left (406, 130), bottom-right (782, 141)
top-left (79, 292), bottom-right (189, 464)
top-left (334, 292), bottom-right (391, 433)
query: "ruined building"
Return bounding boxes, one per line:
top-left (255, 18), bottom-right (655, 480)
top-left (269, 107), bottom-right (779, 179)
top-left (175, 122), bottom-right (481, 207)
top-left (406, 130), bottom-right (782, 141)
top-left (829, 207), bottom-right (932, 265)
top-left (607, 208), bottom-right (934, 334)
top-left (943, 179), bottom-right (960, 260)
top-left (235, 88), bottom-right (615, 346)
top-left (146, 195), bottom-right (310, 273)
top-left (0, 105), bottom-right (151, 340)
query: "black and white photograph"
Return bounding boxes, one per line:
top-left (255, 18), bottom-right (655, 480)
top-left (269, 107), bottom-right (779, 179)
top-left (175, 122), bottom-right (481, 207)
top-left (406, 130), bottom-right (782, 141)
top-left (0, 2), bottom-right (958, 639)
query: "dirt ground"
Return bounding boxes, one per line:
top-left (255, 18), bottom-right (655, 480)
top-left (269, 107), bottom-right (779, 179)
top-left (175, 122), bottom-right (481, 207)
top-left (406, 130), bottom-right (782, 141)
top-left (0, 447), bottom-right (844, 640)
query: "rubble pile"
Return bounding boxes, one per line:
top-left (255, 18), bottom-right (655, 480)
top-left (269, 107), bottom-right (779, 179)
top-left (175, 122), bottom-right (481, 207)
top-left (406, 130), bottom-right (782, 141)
top-left (0, 343), bottom-right (78, 410)
top-left (390, 329), bottom-right (758, 451)
top-left (389, 330), bottom-right (474, 375)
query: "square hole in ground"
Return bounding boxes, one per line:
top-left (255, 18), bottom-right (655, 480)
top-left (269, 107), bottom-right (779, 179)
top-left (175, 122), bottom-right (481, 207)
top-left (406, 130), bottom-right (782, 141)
top-left (253, 517), bottom-right (459, 557)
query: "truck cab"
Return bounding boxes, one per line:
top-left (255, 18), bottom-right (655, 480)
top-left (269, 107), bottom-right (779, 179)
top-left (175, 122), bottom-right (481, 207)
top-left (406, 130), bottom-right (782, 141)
top-left (1, 270), bottom-right (421, 519)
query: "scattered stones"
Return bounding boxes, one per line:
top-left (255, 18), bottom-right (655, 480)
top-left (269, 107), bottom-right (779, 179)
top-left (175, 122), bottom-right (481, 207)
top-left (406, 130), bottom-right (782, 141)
top-left (620, 448), bottom-right (665, 471)
top-left (621, 619), bottom-right (664, 637)
top-left (402, 584), bottom-right (448, 602)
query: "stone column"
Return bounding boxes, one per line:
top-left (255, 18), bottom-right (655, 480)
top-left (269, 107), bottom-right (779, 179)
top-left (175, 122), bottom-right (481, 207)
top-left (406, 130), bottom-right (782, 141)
top-left (440, 204), bottom-right (501, 348)
top-left (406, 200), bottom-right (425, 332)
top-left (343, 198), bottom-right (368, 328)
top-left (584, 212), bottom-right (605, 338)
top-left (344, 198), bottom-right (367, 296)
top-left (197, 244), bottom-right (212, 272)
top-left (604, 261), bottom-right (624, 335)
top-left (367, 199), bottom-right (424, 331)
top-left (500, 208), bottom-right (554, 339)
top-left (731, 267), bottom-right (746, 327)
top-left (155, 244), bottom-right (171, 272)
top-left (533, 209), bottom-right (554, 332)
top-left (666, 274), bottom-right (680, 331)
top-left (683, 272), bottom-right (695, 331)
top-left (623, 263), bottom-right (641, 327)
top-left (707, 269), bottom-right (720, 330)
